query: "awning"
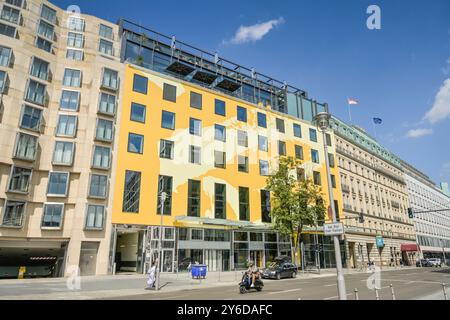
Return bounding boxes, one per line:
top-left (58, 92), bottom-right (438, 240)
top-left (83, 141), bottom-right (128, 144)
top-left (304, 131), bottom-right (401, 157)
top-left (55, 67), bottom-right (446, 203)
top-left (401, 243), bottom-right (420, 252)
top-left (174, 216), bottom-right (272, 230)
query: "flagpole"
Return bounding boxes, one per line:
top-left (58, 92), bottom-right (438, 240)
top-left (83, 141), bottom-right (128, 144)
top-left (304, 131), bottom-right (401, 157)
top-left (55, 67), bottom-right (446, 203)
top-left (372, 121), bottom-right (378, 140)
top-left (348, 103), bottom-right (352, 124)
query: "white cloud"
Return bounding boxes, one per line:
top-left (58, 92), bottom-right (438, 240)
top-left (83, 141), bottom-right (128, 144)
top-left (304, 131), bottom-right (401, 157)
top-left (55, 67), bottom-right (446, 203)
top-left (227, 17), bottom-right (285, 45)
top-left (406, 128), bottom-right (433, 138)
top-left (424, 78), bottom-right (450, 123)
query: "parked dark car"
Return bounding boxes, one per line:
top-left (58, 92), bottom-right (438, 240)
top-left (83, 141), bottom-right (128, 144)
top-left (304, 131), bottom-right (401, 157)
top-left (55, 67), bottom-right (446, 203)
top-left (262, 262), bottom-right (297, 280)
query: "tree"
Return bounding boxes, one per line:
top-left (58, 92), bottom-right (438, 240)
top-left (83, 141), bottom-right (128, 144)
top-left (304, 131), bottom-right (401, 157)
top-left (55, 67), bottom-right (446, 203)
top-left (266, 156), bottom-right (326, 266)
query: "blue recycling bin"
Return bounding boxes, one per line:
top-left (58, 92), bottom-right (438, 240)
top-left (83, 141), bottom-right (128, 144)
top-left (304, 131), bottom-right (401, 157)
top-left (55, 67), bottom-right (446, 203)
top-left (191, 264), bottom-right (207, 279)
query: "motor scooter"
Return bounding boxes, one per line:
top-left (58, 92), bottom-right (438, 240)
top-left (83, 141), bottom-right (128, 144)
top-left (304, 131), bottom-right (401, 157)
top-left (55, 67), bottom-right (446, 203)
top-left (239, 272), bottom-right (264, 294)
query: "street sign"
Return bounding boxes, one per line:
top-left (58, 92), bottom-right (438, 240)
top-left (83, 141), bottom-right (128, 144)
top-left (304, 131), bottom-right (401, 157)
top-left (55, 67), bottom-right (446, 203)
top-left (324, 223), bottom-right (344, 236)
top-left (376, 236), bottom-right (385, 248)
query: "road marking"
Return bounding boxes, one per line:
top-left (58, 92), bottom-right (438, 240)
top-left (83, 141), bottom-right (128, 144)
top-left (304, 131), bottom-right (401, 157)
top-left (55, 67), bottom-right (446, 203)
top-left (324, 284), bottom-right (336, 287)
top-left (401, 273), bottom-right (417, 276)
top-left (268, 289), bottom-right (302, 295)
top-left (323, 293), bottom-right (353, 300)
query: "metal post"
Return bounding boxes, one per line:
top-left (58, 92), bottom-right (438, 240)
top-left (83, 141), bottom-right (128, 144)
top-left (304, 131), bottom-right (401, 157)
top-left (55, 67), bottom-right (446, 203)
top-left (390, 284), bottom-right (396, 300)
top-left (443, 283), bottom-right (448, 300)
top-left (375, 287), bottom-right (380, 300)
top-left (354, 288), bottom-right (359, 300)
top-left (155, 192), bottom-right (167, 291)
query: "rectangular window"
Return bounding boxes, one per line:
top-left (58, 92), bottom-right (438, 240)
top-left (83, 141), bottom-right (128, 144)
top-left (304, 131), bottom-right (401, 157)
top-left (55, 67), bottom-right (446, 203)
top-left (261, 190), bottom-right (271, 223)
top-left (309, 128), bottom-right (318, 142)
top-left (0, 22), bottom-right (16, 38)
top-left (295, 145), bottom-right (304, 160)
top-left (189, 118), bottom-right (201, 136)
top-left (60, 90), bottom-right (80, 111)
top-left (99, 39), bottom-right (113, 55)
top-left (214, 151), bottom-right (226, 169)
top-left (128, 133), bottom-right (144, 154)
top-left (41, 203), bottom-right (64, 229)
top-left (92, 146), bottom-right (111, 169)
top-left (2, 201), bottom-right (26, 227)
top-left (331, 174), bottom-right (336, 189)
top-left (238, 155), bottom-right (249, 173)
top-left (56, 115), bottom-right (77, 137)
top-left (99, 24), bottom-right (113, 39)
top-left (1, 5), bottom-right (20, 24)
top-left (89, 174), bottom-right (108, 198)
top-left (63, 68), bottom-right (81, 87)
top-left (239, 187), bottom-right (250, 221)
top-left (68, 16), bottom-right (85, 32)
top-left (40, 4), bottom-right (56, 24)
top-left (122, 170), bottom-right (141, 213)
top-left (257, 112), bottom-right (267, 128)
top-left (276, 118), bottom-right (285, 133)
top-left (237, 130), bottom-right (248, 147)
top-left (278, 141), bottom-right (286, 156)
top-left (52, 141), bottom-right (74, 166)
top-left (328, 153), bottom-right (335, 168)
top-left (237, 106), bottom-right (247, 122)
top-left (293, 123), bottom-right (302, 138)
top-left (36, 37), bottom-right (52, 52)
top-left (25, 80), bottom-right (46, 105)
top-left (163, 83), bottom-right (177, 102)
top-left (157, 175), bottom-right (173, 215)
top-left (14, 133), bottom-right (38, 161)
top-left (37, 20), bottom-right (54, 40)
top-left (101, 68), bottom-right (118, 90)
top-left (160, 139), bottom-right (174, 159)
top-left (215, 99), bottom-right (226, 116)
top-left (187, 180), bottom-right (201, 217)
top-left (258, 135), bottom-right (268, 152)
top-left (190, 92), bottom-right (202, 109)
top-left (259, 160), bottom-right (269, 176)
top-left (189, 145), bottom-right (201, 165)
top-left (98, 93), bottom-right (116, 115)
top-left (47, 172), bottom-right (69, 197)
top-left (130, 102), bottom-right (146, 122)
top-left (6, 0), bottom-right (23, 8)
top-left (325, 133), bottom-right (332, 147)
top-left (85, 205), bottom-right (105, 230)
top-left (8, 167), bottom-right (32, 193)
top-left (67, 32), bottom-right (84, 48)
top-left (95, 118), bottom-right (114, 142)
top-left (20, 105), bottom-right (42, 132)
top-left (313, 171), bottom-right (321, 186)
top-left (214, 124), bottom-right (226, 142)
top-left (0, 70), bottom-right (5, 93)
top-left (66, 49), bottom-right (83, 61)
top-left (133, 74), bottom-right (148, 94)
top-left (311, 149), bottom-right (320, 163)
top-left (161, 110), bottom-right (175, 130)
top-left (0, 46), bottom-right (12, 67)
top-left (297, 168), bottom-right (306, 182)
top-left (30, 57), bottom-right (49, 81)
top-left (214, 183), bottom-right (226, 219)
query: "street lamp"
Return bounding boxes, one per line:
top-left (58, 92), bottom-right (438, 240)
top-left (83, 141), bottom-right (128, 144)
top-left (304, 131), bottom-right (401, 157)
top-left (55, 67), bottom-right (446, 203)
top-left (155, 191), bottom-right (167, 291)
top-left (314, 111), bottom-right (347, 300)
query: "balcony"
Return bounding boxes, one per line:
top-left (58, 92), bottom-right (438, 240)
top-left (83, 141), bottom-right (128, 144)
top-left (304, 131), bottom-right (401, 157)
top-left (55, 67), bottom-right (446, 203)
top-left (341, 184), bottom-right (350, 193)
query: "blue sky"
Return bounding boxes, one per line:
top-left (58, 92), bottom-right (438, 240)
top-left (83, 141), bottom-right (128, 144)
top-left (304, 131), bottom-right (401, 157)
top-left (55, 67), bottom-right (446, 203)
top-left (51, 0), bottom-right (450, 185)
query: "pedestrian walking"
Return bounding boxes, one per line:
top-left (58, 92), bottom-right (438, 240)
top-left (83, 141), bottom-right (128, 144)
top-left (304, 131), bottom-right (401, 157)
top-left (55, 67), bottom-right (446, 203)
top-left (146, 261), bottom-right (157, 290)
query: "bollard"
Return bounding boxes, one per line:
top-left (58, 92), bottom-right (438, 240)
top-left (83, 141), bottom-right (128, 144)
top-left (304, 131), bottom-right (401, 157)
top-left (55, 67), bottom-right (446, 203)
top-left (354, 288), bottom-right (359, 300)
top-left (390, 284), bottom-right (396, 300)
top-left (375, 287), bottom-right (380, 300)
top-left (443, 283), bottom-right (448, 300)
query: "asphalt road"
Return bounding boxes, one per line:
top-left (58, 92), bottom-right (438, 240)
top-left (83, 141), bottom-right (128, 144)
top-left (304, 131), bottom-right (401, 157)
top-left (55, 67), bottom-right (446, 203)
top-left (112, 267), bottom-right (450, 300)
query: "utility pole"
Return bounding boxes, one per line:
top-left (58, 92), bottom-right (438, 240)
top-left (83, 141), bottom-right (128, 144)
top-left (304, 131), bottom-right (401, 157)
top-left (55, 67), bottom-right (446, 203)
top-left (155, 191), bottom-right (167, 291)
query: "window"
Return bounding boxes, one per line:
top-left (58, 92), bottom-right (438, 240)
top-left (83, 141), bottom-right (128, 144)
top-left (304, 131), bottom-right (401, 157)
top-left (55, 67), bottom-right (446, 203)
top-left (133, 74), bottom-right (148, 94)
top-left (36, 37), bottom-right (52, 52)
top-left (296, 168), bottom-right (306, 182)
top-left (190, 92), bottom-right (202, 109)
top-left (214, 183), bottom-right (226, 219)
top-left (101, 68), bottom-right (118, 90)
top-left (328, 153), bottom-right (335, 168)
top-left (311, 149), bottom-right (320, 163)
top-left (37, 20), bottom-right (54, 40)
top-left (163, 83), bottom-right (177, 102)
top-left (66, 49), bottom-right (83, 61)
top-left (41, 203), bottom-right (64, 229)
top-left (214, 151), bottom-right (226, 169)
top-left (122, 170), bottom-right (141, 213)
top-left (160, 139), bottom-right (174, 159)
top-left (293, 123), bottom-right (302, 138)
top-left (130, 102), bottom-right (145, 122)
top-left (52, 141), bottom-right (74, 165)
top-left (0, 22), bottom-right (16, 38)
top-left (6, 0), bottom-right (23, 8)
top-left (63, 69), bottom-right (81, 87)
top-left (331, 174), bottom-right (336, 189)
top-left (47, 172), bottom-right (69, 196)
top-left (99, 93), bottom-right (116, 115)
top-left (258, 135), bottom-right (268, 152)
top-left (1, 5), bottom-right (20, 24)
top-left (187, 180), bottom-right (201, 217)
top-left (237, 106), bottom-right (247, 122)
top-left (215, 99), bottom-right (226, 116)
top-left (238, 155), bottom-right (249, 173)
top-left (313, 171), bottom-right (322, 186)
top-left (40, 4), bottom-right (56, 24)
top-left (295, 145), bottom-right (304, 160)
top-left (68, 16), bottom-right (85, 32)
top-left (14, 133), bottom-right (38, 161)
top-left (259, 160), bottom-right (269, 176)
top-left (2, 201), bottom-right (25, 227)
top-left (257, 112), bottom-right (267, 128)
top-left (99, 39), bottom-right (113, 55)
top-left (89, 174), bottom-right (108, 198)
top-left (237, 130), bottom-right (248, 147)
top-left (25, 80), bottom-right (46, 105)
top-left (99, 24), bottom-right (113, 39)
top-left (95, 118), bottom-right (114, 142)
top-left (0, 70), bottom-right (5, 93)
top-left (60, 90), bottom-right (80, 111)
top-left (92, 146), bottom-right (111, 169)
top-left (0, 46), bottom-right (11, 67)
top-left (67, 32), bottom-right (84, 48)
top-left (189, 146), bottom-right (201, 165)
top-left (325, 133), bottom-right (332, 147)
top-left (157, 175), bottom-right (173, 215)
top-left (161, 111), bottom-right (175, 130)
top-left (214, 124), bottom-right (226, 142)
top-left (8, 167), bottom-right (32, 193)
top-left (56, 115), bottom-right (77, 137)
top-left (239, 187), bottom-right (250, 221)
top-left (20, 105), bottom-right (42, 131)
top-left (261, 190), bottom-right (271, 223)
top-left (278, 141), bottom-right (286, 156)
top-left (85, 205), bottom-right (105, 230)
top-left (276, 118), bottom-right (285, 133)
top-left (309, 128), bottom-right (318, 142)
top-left (128, 133), bottom-right (144, 154)
top-left (189, 118), bottom-right (201, 136)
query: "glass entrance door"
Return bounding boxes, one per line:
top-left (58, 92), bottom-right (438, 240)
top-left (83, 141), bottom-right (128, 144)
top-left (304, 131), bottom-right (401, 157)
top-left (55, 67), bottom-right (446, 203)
top-left (250, 250), bottom-right (264, 268)
top-left (162, 249), bottom-right (173, 272)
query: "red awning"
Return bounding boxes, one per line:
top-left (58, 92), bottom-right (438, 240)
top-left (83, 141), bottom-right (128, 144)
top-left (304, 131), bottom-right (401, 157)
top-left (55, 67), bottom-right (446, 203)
top-left (401, 244), bottom-right (420, 252)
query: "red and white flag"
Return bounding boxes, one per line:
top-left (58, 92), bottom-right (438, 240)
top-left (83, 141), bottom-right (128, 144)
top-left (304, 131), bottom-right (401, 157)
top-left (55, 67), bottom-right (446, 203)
top-left (348, 98), bottom-right (359, 105)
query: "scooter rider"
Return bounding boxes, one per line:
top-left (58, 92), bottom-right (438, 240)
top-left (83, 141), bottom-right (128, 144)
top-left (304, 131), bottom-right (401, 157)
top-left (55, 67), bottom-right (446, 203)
top-left (247, 261), bottom-right (260, 287)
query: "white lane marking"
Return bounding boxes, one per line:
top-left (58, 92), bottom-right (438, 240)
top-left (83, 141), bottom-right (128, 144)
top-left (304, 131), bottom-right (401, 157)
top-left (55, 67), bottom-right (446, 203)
top-left (323, 293), bottom-right (353, 300)
top-left (268, 288), bottom-right (302, 295)
top-left (324, 284), bottom-right (336, 287)
top-left (401, 273), bottom-right (417, 276)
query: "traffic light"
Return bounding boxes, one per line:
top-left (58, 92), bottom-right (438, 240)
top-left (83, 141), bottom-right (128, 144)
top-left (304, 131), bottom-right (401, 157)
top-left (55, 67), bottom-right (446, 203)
top-left (358, 212), bottom-right (365, 223)
top-left (408, 208), bottom-right (414, 219)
